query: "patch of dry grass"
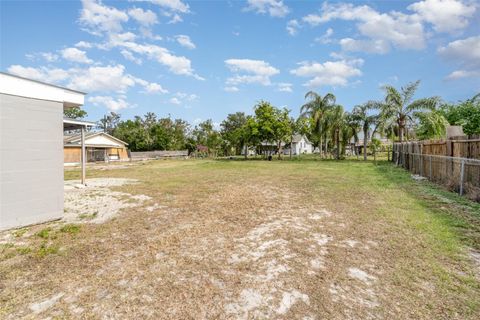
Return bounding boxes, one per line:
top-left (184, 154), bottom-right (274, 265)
top-left (1, 159), bottom-right (479, 319)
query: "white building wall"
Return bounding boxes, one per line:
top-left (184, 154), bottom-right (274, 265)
top-left (0, 94), bottom-right (64, 230)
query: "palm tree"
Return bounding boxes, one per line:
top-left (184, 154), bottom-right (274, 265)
top-left (300, 91), bottom-right (336, 158)
top-left (382, 80), bottom-right (439, 142)
top-left (341, 112), bottom-right (360, 157)
top-left (352, 102), bottom-right (380, 161)
top-left (415, 110), bottom-right (449, 140)
top-left (326, 105), bottom-right (345, 159)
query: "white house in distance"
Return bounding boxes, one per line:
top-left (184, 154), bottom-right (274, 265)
top-left (64, 132), bottom-right (129, 165)
top-left (242, 134), bottom-right (313, 156)
top-left (0, 72), bottom-right (91, 231)
top-left (283, 134), bottom-right (313, 155)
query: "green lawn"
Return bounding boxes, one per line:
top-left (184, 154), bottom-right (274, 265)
top-left (2, 158), bottom-right (480, 319)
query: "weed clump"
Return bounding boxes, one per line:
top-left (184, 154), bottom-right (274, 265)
top-left (60, 224), bottom-right (81, 234)
top-left (35, 228), bottom-right (53, 239)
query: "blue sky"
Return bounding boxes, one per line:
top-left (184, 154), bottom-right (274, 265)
top-left (1, 0), bottom-right (479, 125)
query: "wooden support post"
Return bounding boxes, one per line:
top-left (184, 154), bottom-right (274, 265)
top-left (429, 155), bottom-right (432, 180)
top-left (81, 126), bottom-right (86, 185)
top-left (420, 154), bottom-right (423, 176)
top-left (459, 159), bottom-right (465, 196)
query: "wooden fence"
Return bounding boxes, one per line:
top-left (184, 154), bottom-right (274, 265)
top-left (392, 138), bottom-right (480, 201)
top-left (129, 150), bottom-right (188, 160)
top-left (393, 137), bottom-right (480, 159)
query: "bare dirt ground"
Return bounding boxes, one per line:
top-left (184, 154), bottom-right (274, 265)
top-left (1, 159), bottom-right (479, 319)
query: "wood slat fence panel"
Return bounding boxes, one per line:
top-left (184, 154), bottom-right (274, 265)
top-left (392, 138), bottom-right (480, 202)
top-left (130, 150), bottom-right (188, 160)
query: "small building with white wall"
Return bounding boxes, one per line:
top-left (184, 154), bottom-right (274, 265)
top-left (0, 72), bottom-right (90, 230)
top-left (283, 134), bottom-right (313, 155)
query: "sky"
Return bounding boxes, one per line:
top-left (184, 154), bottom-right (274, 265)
top-left (1, 0), bottom-right (479, 125)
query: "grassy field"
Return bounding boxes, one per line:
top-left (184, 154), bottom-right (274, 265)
top-left (1, 158), bottom-right (480, 319)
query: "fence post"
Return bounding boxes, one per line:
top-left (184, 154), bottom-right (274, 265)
top-left (420, 154), bottom-right (423, 176)
top-left (459, 159), bottom-right (465, 196)
top-left (429, 155), bottom-right (432, 180)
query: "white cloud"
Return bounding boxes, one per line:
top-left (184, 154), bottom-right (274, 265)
top-left (107, 32), bottom-right (137, 45)
top-left (106, 39), bottom-right (203, 79)
top-left (167, 13), bottom-right (183, 24)
top-left (144, 82), bottom-right (167, 93)
top-left (339, 38), bottom-right (390, 54)
top-left (79, 0), bottom-right (129, 35)
top-left (175, 92), bottom-right (197, 101)
top-left (224, 86), bottom-right (240, 92)
top-left (61, 47), bottom-right (93, 64)
top-left (89, 95), bottom-right (130, 111)
top-left (128, 7), bottom-right (158, 26)
top-left (225, 58), bottom-right (280, 86)
top-left (168, 92), bottom-right (198, 105)
top-left (169, 97), bottom-right (181, 105)
top-left (25, 52), bottom-right (59, 62)
top-left (290, 58), bottom-right (363, 87)
top-left (277, 82), bottom-right (293, 92)
top-left (120, 50), bottom-right (142, 64)
top-left (68, 65), bottom-right (136, 92)
top-left (101, 34), bottom-right (202, 79)
top-left (75, 41), bottom-right (93, 49)
top-left (7, 65), bottom-right (70, 83)
top-left (137, 0), bottom-right (190, 13)
top-left (438, 36), bottom-right (480, 80)
top-left (445, 69), bottom-right (480, 80)
top-left (438, 36), bottom-right (480, 67)
top-left (286, 19), bottom-right (300, 36)
top-left (245, 0), bottom-right (289, 18)
top-left (132, 77), bottom-right (168, 94)
top-left (315, 28), bottom-right (334, 44)
top-left (408, 0), bottom-right (476, 33)
top-left (77, 1), bottom-right (201, 79)
top-left (299, 1), bottom-right (476, 54)
top-left (302, 2), bottom-right (426, 52)
top-left (8, 64), bottom-right (168, 96)
top-left (175, 35), bottom-right (196, 49)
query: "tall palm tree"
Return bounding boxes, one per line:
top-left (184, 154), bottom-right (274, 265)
top-left (300, 91), bottom-right (336, 158)
top-left (352, 102), bottom-right (380, 161)
top-left (326, 105), bottom-right (344, 159)
top-left (382, 80), bottom-right (439, 142)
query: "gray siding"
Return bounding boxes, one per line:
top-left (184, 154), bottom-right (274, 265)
top-left (0, 94), bottom-right (64, 230)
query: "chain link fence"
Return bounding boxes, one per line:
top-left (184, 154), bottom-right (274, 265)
top-left (394, 150), bottom-right (480, 201)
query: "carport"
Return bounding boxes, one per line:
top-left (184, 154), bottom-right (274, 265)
top-left (63, 118), bottom-right (95, 184)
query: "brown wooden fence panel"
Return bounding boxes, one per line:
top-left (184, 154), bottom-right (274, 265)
top-left (130, 150), bottom-right (188, 160)
top-left (392, 138), bottom-right (480, 202)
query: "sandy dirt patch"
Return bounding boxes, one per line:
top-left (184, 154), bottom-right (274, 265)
top-left (64, 178), bottom-right (150, 223)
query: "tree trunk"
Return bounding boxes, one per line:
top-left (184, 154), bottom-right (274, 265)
top-left (336, 129), bottom-right (340, 160)
top-left (319, 133), bottom-right (323, 158)
top-left (244, 144), bottom-right (248, 159)
top-left (324, 137), bottom-right (328, 159)
top-left (277, 141), bottom-right (282, 160)
top-left (289, 135), bottom-right (293, 159)
top-left (398, 119), bottom-right (405, 142)
top-left (363, 129), bottom-right (368, 161)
